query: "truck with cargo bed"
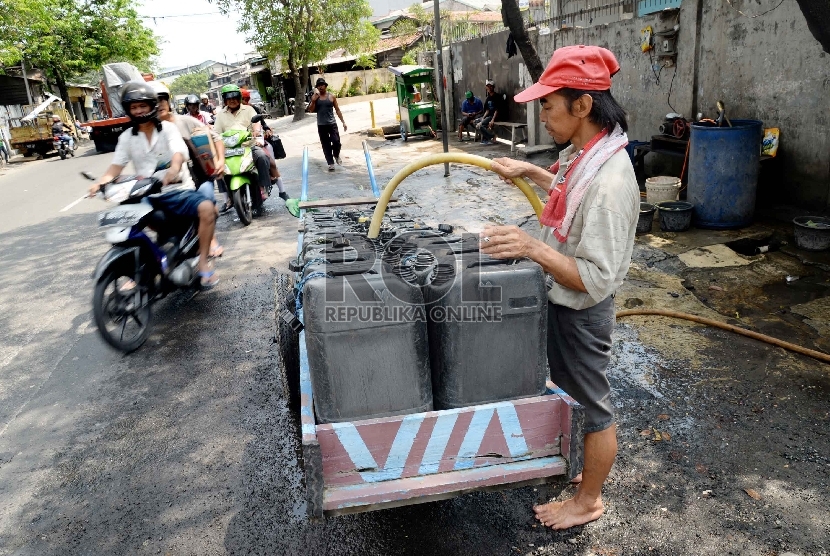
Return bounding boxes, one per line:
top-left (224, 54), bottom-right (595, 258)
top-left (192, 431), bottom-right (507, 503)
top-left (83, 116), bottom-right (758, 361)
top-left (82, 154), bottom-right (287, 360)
top-left (87, 63), bottom-right (154, 153)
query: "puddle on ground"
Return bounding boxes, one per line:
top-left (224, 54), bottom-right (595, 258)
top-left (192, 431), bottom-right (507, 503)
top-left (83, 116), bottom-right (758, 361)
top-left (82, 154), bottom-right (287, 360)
top-left (609, 324), bottom-right (668, 400)
top-left (759, 274), bottom-right (830, 309)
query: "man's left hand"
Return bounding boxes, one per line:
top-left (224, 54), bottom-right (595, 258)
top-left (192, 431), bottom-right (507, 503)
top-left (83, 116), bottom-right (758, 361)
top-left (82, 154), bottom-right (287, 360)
top-left (479, 225), bottom-right (538, 260)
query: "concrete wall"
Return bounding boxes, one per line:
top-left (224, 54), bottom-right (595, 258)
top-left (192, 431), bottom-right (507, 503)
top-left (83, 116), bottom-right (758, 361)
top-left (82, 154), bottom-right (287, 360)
top-left (444, 0), bottom-right (830, 208)
top-left (312, 69), bottom-right (396, 96)
top-left (694, 0), bottom-right (830, 207)
top-left (443, 32), bottom-right (530, 141)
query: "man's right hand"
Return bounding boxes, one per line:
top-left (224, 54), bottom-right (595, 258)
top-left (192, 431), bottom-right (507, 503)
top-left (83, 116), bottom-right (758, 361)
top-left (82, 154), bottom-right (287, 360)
top-left (88, 183), bottom-right (102, 197)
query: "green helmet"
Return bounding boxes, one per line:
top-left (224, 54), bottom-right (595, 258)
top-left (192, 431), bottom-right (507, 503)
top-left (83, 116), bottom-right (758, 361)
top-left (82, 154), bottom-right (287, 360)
top-left (221, 84), bottom-right (242, 102)
top-left (465, 91), bottom-right (473, 99)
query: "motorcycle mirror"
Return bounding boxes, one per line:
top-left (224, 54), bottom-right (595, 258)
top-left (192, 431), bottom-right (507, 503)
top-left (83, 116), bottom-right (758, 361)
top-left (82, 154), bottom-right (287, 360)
top-left (81, 171), bottom-right (96, 181)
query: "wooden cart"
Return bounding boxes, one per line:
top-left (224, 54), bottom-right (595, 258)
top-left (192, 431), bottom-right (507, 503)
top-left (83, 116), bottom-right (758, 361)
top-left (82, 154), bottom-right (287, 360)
top-left (276, 149), bottom-right (583, 517)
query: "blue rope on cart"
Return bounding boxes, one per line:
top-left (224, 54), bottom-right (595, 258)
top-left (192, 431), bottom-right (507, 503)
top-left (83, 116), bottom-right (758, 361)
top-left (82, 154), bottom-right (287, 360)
top-left (295, 271), bottom-right (329, 310)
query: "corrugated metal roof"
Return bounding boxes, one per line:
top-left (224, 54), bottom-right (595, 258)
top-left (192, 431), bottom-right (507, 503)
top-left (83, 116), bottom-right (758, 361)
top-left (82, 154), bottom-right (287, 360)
top-left (318, 33), bottom-right (423, 66)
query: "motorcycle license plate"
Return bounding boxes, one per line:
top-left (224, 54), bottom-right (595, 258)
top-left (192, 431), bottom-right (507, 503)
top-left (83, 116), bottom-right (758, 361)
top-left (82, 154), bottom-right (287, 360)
top-left (98, 205), bottom-right (152, 227)
top-left (225, 147), bottom-right (245, 157)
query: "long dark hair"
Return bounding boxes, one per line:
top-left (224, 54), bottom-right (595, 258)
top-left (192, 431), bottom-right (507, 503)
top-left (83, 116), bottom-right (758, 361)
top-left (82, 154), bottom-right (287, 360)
top-left (559, 88), bottom-right (628, 135)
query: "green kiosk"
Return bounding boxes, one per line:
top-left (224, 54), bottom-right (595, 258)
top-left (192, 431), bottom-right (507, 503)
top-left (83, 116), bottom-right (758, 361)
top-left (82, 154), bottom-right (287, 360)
top-left (389, 65), bottom-right (438, 141)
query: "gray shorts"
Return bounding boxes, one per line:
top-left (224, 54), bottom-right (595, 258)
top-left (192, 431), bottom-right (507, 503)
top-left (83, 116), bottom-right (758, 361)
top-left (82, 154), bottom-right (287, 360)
top-left (547, 296), bottom-right (615, 433)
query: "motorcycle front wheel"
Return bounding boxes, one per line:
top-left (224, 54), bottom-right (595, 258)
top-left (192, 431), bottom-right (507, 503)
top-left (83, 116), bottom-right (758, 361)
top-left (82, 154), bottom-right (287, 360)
top-left (233, 186), bottom-right (253, 226)
top-left (59, 150), bottom-right (66, 160)
top-left (93, 267), bottom-right (152, 353)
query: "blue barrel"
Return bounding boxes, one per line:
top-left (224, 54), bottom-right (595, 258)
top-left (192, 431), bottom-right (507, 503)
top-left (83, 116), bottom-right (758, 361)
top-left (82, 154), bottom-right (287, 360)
top-left (687, 119), bottom-right (763, 229)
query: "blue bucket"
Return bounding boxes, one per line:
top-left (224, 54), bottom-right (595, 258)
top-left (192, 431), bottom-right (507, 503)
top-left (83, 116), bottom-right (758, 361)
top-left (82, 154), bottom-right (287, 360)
top-left (687, 119), bottom-right (763, 229)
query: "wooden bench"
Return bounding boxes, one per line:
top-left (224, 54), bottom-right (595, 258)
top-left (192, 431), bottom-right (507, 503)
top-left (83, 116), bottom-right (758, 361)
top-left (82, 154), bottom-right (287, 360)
top-left (456, 117), bottom-right (481, 141)
top-left (492, 122), bottom-right (528, 152)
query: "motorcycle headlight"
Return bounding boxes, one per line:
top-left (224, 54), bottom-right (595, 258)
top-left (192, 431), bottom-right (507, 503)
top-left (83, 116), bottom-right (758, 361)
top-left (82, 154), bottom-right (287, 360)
top-left (223, 134), bottom-right (240, 148)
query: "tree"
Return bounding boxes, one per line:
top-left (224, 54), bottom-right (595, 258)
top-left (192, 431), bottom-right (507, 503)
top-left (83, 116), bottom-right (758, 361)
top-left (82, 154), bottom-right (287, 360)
top-left (352, 54), bottom-right (376, 94)
top-left (501, 0), bottom-right (543, 81)
top-left (215, 0), bottom-right (379, 121)
top-left (169, 72), bottom-right (209, 97)
top-left (0, 0), bottom-right (158, 119)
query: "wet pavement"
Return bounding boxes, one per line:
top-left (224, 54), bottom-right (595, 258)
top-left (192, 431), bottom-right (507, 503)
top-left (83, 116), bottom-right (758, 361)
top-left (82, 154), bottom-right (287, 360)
top-left (0, 100), bottom-right (827, 555)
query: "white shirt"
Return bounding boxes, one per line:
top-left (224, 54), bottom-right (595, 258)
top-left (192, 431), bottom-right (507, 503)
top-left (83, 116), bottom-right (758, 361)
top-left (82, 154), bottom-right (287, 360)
top-left (111, 121), bottom-right (194, 193)
top-left (539, 147), bottom-right (640, 310)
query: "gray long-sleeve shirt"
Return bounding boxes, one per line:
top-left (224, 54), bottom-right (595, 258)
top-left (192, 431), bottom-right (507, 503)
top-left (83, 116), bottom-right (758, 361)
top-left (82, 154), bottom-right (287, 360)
top-left (539, 146), bottom-right (640, 310)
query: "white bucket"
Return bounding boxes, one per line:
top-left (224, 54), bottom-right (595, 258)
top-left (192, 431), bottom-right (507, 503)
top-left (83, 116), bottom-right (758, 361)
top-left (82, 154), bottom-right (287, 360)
top-left (646, 176), bottom-right (681, 205)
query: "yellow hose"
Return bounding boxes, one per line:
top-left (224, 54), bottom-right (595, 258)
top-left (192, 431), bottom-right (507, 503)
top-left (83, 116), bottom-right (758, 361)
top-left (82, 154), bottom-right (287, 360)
top-left (617, 309), bottom-right (830, 365)
top-left (367, 153), bottom-right (545, 239)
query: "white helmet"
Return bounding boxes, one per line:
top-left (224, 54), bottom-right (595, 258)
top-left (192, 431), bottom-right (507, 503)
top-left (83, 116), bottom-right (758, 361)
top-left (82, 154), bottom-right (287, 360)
top-left (200, 93), bottom-right (208, 100)
top-left (147, 80), bottom-right (171, 101)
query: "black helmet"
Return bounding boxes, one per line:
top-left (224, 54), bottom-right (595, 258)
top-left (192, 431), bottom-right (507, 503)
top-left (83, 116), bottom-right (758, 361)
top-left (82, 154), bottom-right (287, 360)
top-left (120, 81), bottom-right (159, 125)
top-left (184, 94), bottom-right (200, 106)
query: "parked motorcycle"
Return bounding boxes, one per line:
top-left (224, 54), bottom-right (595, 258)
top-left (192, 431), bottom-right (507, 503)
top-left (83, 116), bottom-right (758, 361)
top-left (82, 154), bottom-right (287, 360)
top-left (84, 172), bottom-right (203, 353)
top-left (221, 125), bottom-right (270, 226)
top-left (54, 135), bottom-right (75, 160)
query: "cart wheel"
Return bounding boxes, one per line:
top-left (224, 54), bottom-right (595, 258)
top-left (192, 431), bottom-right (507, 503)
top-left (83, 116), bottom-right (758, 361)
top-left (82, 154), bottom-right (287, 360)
top-left (276, 271), bottom-right (301, 414)
top-left (400, 123), bottom-right (407, 142)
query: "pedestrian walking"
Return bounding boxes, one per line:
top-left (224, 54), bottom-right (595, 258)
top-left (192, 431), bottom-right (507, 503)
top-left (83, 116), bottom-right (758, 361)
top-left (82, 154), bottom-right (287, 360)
top-left (306, 77), bottom-right (347, 171)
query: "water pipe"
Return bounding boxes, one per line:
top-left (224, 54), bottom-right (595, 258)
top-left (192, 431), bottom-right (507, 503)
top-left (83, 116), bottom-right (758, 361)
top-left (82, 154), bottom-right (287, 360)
top-left (301, 146), bottom-right (309, 202)
top-left (362, 140), bottom-right (380, 198)
top-left (367, 153), bottom-right (545, 239)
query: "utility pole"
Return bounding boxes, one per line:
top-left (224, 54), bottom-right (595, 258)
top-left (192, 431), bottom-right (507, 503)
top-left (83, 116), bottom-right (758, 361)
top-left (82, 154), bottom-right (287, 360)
top-left (20, 58), bottom-right (34, 106)
top-left (433, 0), bottom-right (450, 177)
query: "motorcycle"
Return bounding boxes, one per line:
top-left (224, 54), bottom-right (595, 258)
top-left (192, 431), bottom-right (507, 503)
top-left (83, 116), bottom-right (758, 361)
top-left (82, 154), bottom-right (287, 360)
top-left (221, 124), bottom-right (270, 226)
top-left (54, 135), bottom-right (74, 160)
top-left (84, 172), bottom-right (203, 353)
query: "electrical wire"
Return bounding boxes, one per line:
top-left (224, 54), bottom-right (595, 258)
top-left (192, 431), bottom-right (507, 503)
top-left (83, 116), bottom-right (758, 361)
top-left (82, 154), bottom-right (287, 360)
top-left (666, 64), bottom-right (677, 114)
top-left (724, 0), bottom-right (786, 18)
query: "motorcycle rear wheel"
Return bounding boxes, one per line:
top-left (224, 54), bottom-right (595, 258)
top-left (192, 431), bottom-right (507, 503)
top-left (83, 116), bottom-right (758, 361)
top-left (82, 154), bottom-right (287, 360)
top-left (233, 186), bottom-right (253, 226)
top-left (93, 267), bottom-right (152, 353)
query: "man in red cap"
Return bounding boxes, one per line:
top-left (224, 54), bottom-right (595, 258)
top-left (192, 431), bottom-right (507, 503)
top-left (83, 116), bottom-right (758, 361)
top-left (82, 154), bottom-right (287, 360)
top-left (479, 45), bottom-right (640, 530)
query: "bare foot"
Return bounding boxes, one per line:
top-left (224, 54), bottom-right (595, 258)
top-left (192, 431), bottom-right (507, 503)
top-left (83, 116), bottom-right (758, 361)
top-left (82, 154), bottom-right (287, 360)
top-left (533, 496), bottom-right (604, 530)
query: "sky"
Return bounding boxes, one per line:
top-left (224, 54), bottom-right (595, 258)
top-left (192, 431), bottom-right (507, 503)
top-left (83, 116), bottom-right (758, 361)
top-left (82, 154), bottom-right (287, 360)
top-left (138, 0), bottom-right (254, 71)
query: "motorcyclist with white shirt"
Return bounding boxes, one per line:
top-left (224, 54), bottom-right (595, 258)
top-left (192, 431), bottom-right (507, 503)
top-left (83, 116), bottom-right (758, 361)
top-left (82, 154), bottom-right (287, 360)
top-left (87, 81), bottom-right (219, 289)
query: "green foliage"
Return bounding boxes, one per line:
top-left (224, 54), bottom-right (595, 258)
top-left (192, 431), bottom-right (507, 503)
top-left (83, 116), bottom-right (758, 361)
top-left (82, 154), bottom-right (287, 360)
top-left (367, 75), bottom-right (382, 94)
top-left (168, 72), bottom-right (209, 97)
top-left (216, 0), bottom-right (379, 79)
top-left (400, 52), bottom-right (417, 65)
top-left (336, 77), bottom-right (349, 98)
top-left (389, 18), bottom-right (418, 37)
top-left (347, 76), bottom-right (363, 97)
top-left (0, 0), bottom-right (158, 84)
top-left (352, 54), bottom-right (376, 71)
top-left (380, 81), bottom-right (394, 93)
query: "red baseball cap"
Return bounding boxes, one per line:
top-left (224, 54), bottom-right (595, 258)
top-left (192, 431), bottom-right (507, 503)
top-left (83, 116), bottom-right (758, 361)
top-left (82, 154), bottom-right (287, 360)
top-left (514, 45), bottom-right (620, 103)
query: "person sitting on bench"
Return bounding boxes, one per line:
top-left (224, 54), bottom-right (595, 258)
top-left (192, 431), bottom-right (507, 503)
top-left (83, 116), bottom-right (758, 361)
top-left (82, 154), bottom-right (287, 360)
top-left (478, 80), bottom-right (503, 145)
top-left (458, 90), bottom-right (483, 141)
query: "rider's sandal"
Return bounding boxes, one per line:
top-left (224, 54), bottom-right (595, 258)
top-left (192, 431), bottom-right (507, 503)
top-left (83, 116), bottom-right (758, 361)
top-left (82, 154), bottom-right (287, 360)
top-left (209, 245), bottom-right (224, 258)
top-left (199, 270), bottom-right (219, 290)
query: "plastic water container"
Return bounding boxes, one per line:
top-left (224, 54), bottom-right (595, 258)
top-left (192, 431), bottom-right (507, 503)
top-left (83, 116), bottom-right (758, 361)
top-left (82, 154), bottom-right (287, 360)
top-left (422, 255), bottom-right (548, 409)
top-left (302, 260), bottom-right (433, 423)
top-left (646, 176), bottom-right (681, 205)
